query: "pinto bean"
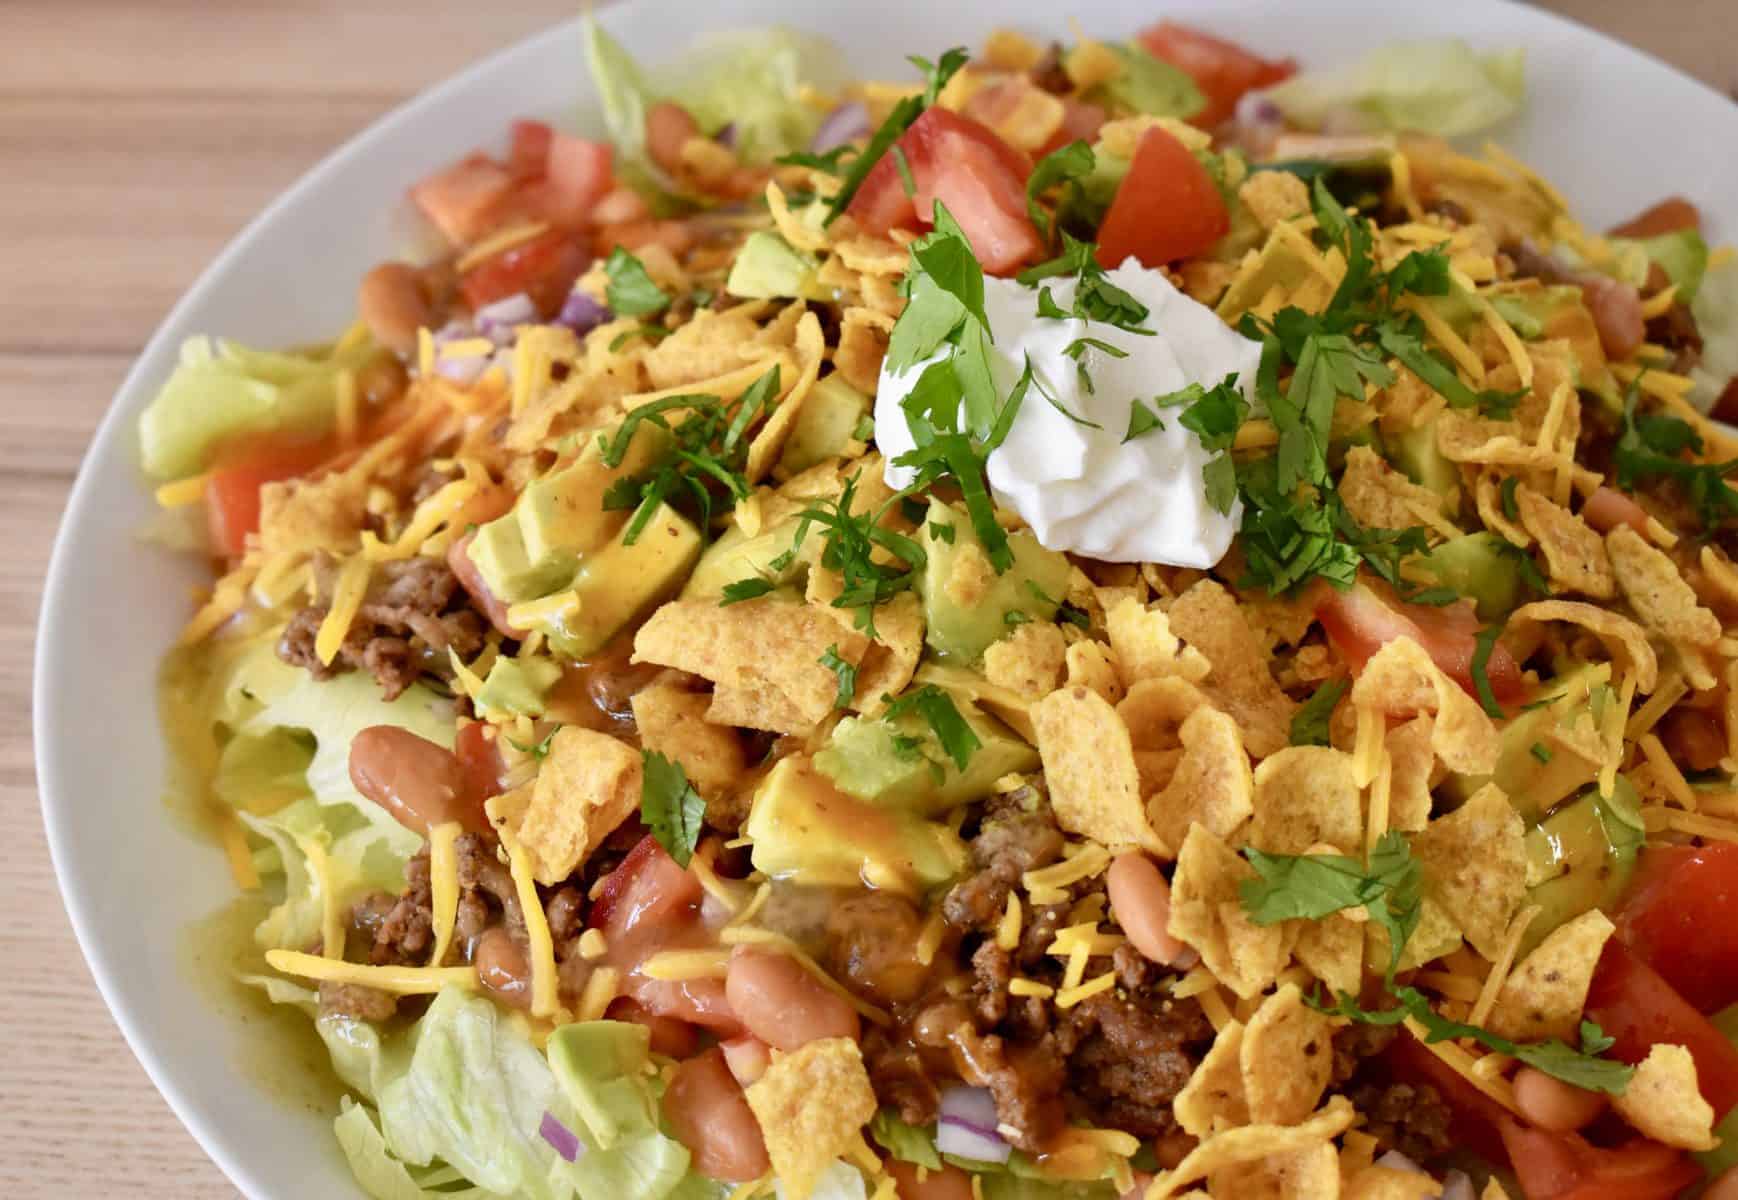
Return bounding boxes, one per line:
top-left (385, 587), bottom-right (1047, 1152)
top-left (645, 101), bottom-right (700, 175)
top-left (724, 946), bottom-right (859, 1051)
top-left (1659, 708), bottom-right (1728, 774)
top-left (358, 262), bottom-right (435, 357)
top-left (347, 725), bottom-right (468, 835)
top-left (662, 1047), bottom-right (770, 1182)
top-left (1107, 851), bottom-right (1186, 966)
top-left (474, 927), bottom-right (532, 1010)
top-left (1512, 1066), bottom-right (1606, 1132)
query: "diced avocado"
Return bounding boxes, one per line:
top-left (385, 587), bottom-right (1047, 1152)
top-left (813, 698), bottom-right (1037, 816)
top-left (917, 499), bottom-right (1072, 664)
top-left (776, 374), bottom-right (871, 477)
top-left (1443, 665), bottom-right (1608, 822)
top-left (746, 757), bottom-right (969, 895)
top-left (466, 513), bottom-right (569, 605)
top-left (524, 502), bottom-right (702, 658)
top-left (1421, 532), bottom-right (1522, 621)
top-left (1386, 421), bottom-right (1461, 517)
top-left (726, 231), bottom-right (820, 300)
top-left (1621, 229), bottom-right (1711, 303)
top-left (474, 654), bottom-right (562, 717)
top-left (519, 427), bottom-right (671, 569)
top-left (1519, 780), bottom-right (1643, 955)
top-left (680, 516), bottom-right (806, 600)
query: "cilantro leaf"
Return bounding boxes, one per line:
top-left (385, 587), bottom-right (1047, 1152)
top-left (506, 727), bottom-right (560, 760)
top-left (640, 750), bottom-right (706, 867)
top-left (891, 145), bottom-right (917, 197)
top-left (1470, 620), bottom-right (1507, 719)
top-left (1242, 831), bottom-right (1421, 981)
top-left (1026, 140), bottom-right (1096, 244)
top-left (819, 644), bottom-right (859, 710)
top-left (1613, 382), bottom-right (1738, 531)
top-left (881, 685), bottom-right (980, 771)
top-left (1290, 678), bottom-right (1349, 747)
top-left (719, 577), bottom-right (776, 605)
top-left (775, 145), bottom-right (854, 174)
top-left (603, 247), bottom-right (671, 317)
top-left (783, 472), bottom-right (926, 637)
top-left (1314, 987), bottom-right (1635, 1096)
top-left (1500, 476), bottom-right (1521, 523)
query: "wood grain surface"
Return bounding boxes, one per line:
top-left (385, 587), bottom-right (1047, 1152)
top-left (1, 2), bottom-right (1730, 1194)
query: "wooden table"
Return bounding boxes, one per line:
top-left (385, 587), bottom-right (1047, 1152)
top-left (1, 2), bottom-right (1729, 1194)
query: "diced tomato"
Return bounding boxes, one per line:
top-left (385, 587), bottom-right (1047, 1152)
top-left (204, 437), bottom-right (335, 557)
top-left (457, 228), bottom-right (590, 314)
top-left (1135, 21), bottom-right (1297, 129)
top-left (1094, 125), bottom-right (1231, 269)
top-left (1316, 580), bottom-right (1525, 704)
top-left (1581, 486), bottom-right (1652, 536)
top-left (538, 132), bottom-right (614, 227)
top-left (1616, 844), bottom-right (1738, 1014)
top-left (1499, 1119), bottom-right (1703, 1200)
top-left (588, 835), bottom-right (705, 946)
top-left (1587, 940), bottom-right (1738, 1119)
top-left (847, 107), bottom-right (1041, 275)
top-left (1609, 197), bottom-right (1702, 239)
top-left (452, 720), bottom-right (505, 816)
top-left (508, 119), bottom-right (554, 180)
top-left (410, 152), bottom-right (517, 246)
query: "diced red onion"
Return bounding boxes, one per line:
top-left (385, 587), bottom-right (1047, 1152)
top-left (540, 1111), bottom-right (583, 1162)
top-left (1441, 1171), bottom-right (1476, 1200)
top-left (435, 353), bottom-right (488, 386)
top-left (935, 1086), bottom-right (1010, 1164)
top-left (714, 121), bottom-right (737, 149)
top-left (556, 288), bottom-right (611, 335)
top-left (474, 292), bottom-right (537, 343)
top-left (1375, 1150), bottom-right (1423, 1174)
top-left (1234, 90), bottom-right (1283, 130)
top-left (811, 102), bottom-right (871, 153)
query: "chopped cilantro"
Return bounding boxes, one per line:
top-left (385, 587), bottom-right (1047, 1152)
top-left (1243, 831), bottom-right (1422, 982)
top-left (1500, 475), bottom-right (1522, 523)
top-left (881, 684), bottom-right (980, 771)
top-left (891, 145), bottom-right (917, 198)
top-left (1018, 233), bottom-right (1153, 334)
top-left (819, 644), bottom-right (859, 710)
top-left (640, 750), bottom-right (706, 868)
top-left (775, 144), bottom-right (855, 175)
top-left (1030, 359), bottom-right (1104, 427)
top-left (608, 324), bottom-right (672, 351)
top-left (1026, 140), bottom-right (1095, 244)
top-left (1290, 678), bottom-right (1349, 747)
top-left (1531, 741), bottom-right (1554, 764)
top-left (823, 47), bottom-right (967, 223)
top-left (719, 577), bottom-right (776, 605)
top-left (1470, 620), bottom-right (1508, 719)
top-left (1003, 609), bottom-right (1031, 626)
top-left (1313, 989), bottom-right (1633, 1095)
top-left (927, 519), bottom-right (956, 544)
top-left (1056, 602), bottom-right (1092, 631)
top-left (782, 472), bottom-right (926, 637)
top-left (1176, 373), bottom-right (1249, 516)
top-left (1613, 381), bottom-right (1738, 531)
top-left (506, 726), bottom-right (560, 760)
top-left (603, 247), bottom-right (672, 317)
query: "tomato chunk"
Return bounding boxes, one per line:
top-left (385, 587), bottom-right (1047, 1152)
top-left (410, 152), bottom-right (516, 246)
top-left (1094, 125), bottom-right (1230, 269)
top-left (1136, 21), bottom-right (1296, 128)
top-left (539, 132), bottom-right (614, 227)
top-left (457, 228), bottom-right (590, 313)
top-left (1608, 196), bottom-right (1701, 239)
top-left (1500, 1119), bottom-right (1702, 1200)
top-left (1581, 486), bottom-right (1652, 536)
top-left (1587, 939), bottom-right (1738, 1119)
top-left (1316, 580), bottom-right (1524, 704)
top-left (1616, 844), bottom-right (1738, 1015)
top-left (508, 119), bottom-right (554, 180)
top-left (846, 107), bottom-right (1041, 275)
top-left (204, 437), bottom-right (335, 557)
top-left (588, 834), bottom-right (704, 945)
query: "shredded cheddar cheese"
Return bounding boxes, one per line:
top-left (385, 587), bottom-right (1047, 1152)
top-left (1056, 971), bottom-right (1117, 1009)
top-left (500, 827), bottom-right (564, 1020)
top-left (576, 965), bottom-right (621, 1022)
top-left (154, 473), bottom-right (208, 508)
top-left (1469, 905), bottom-right (1539, 1029)
top-left (995, 892), bottom-right (1023, 952)
top-left (265, 949), bottom-right (478, 994)
top-left (915, 908), bottom-right (946, 967)
top-left (640, 948), bottom-right (733, 981)
top-left (314, 554), bottom-right (371, 666)
top-left (1009, 978), bottom-right (1055, 999)
top-left (427, 821), bottom-right (462, 968)
top-left (455, 221), bottom-right (550, 274)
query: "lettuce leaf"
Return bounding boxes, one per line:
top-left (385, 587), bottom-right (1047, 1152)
top-left (335, 1098), bottom-right (495, 1200)
top-left (1264, 40), bottom-right (1525, 137)
top-left (776, 1161), bottom-right (868, 1200)
top-left (138, 335), bottom-right (375, 481)
top-left (1692, 252), bottom-right (1738, 412)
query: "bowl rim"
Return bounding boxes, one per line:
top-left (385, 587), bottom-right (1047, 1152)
top-left (32, 1), bottom-right (1738, 1196)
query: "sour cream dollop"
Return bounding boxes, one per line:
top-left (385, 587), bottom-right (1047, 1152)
top-left (875, 259), bottom-right (1263, 568)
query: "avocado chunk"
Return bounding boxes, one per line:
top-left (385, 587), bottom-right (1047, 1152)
top-left (1386, 421), bottom-right (1461, 517)
top-left (776, 374), bottom-right (871, 477)
top-left (518, 501), bottom-right (703, 658)
top-left (726, 231), bottom-right (821, 300)
top-left (467, 427), bottom-right (672, 605)
top-left (746, 757), bottom-right (969, 895)
top-left (1421, 532), bottom-right (1523, 621)
top-left (474, 654), bottom-right (562, 716)
top-left (917, 498), bottom-right (1072, 664)
top-left (1519, 779), bottom-right (1643, 955)
top-left (813, 696), bottom-right (1037, 815)
top-left (1443, 665), bottom-right (1608, 822)
top-left (680, 515), bottom-right (806, 600)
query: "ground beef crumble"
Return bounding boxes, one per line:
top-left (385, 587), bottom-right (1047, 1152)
top-left (278, 555), bottom-right (485, 700)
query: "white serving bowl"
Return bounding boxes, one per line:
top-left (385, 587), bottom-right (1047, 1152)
top-left (35, 0), bottom-right (1738, 1195)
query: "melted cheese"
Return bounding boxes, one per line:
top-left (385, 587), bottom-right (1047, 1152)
top-left (1009, 978), bottom-right (1054, 999)
top-left (640, 948), bottom-right (733, 981)
top-left (576, 965), bottom-right (621, 1021)
top-left (501, 827), bottom-right (563, 1020)
top-left (995, 892), bottom-right (1023, 952)
top-left (1056, 972), bottom-right (1116, 1009)
top-left (154, 473), bottom-right (208, 508)
top-left (427, 821), bottom-right (462, 967)
top-left (265, 949), bottom-right (478, 994)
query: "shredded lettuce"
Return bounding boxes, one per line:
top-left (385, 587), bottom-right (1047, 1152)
top-left (775, 1161), bottom-right (868, 1200)
top-left (1264, 40), bottom-right (1525, 137)
top-left (1692, 252), bottom-right (1738, 411)
top-left (138, 335), bottom-right (376, 481)
top-left (335, 1099), bottom-right (493, 1200)
top-left (583, 18), bottom-right (846, 171)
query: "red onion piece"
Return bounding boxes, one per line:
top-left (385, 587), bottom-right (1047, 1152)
top-left (935, 1085), bottom-right (1009, 1163)
top-left (556, 289), bottom-right (611, 335)
top-left (474, 291), bottom-right (537, 331)
top-left (1441, 1171), bottom-right (1476, 1200)
top-left (539, 1110), bottom-right (583, 1162)
top-left (811, 102), bottom-right (870, 153)
top-left (714, 121), bottom-right (737, 149)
